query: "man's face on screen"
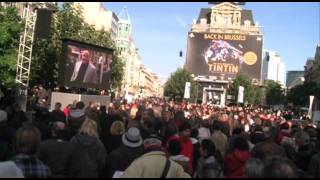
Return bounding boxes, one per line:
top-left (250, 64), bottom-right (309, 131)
top-left (82, 50), bottom-right (90, 64)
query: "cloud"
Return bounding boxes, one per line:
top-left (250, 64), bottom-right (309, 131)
top-left (175, 16), bottom-right (188, 30)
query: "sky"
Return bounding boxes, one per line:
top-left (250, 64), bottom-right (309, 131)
top-left (101, 2), bottom-right (320, 82)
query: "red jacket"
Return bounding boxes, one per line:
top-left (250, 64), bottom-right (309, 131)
top-left (167, 135), bottom-right (194, 174)
top-left (224, 149), bottom-right (251, 178)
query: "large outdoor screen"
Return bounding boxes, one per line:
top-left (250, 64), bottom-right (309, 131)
top-left (185, 32), bottom-right (263, 81)
top-left (59, 39), bottom-right (114, 89)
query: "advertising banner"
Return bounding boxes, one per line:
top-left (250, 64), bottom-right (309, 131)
top-left (185, 32), bottom-right (263, 81)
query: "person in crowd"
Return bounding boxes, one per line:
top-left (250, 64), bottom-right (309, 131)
top-left (251, 126), bottom-right (286, 161)
top-left (210, 120), bottom-right (228, 157)
top-left (190, 128), bottom-right (201, 176)
top-left (224, 135), bottom-right (251, 178)
top-left (37, 121), bottom-right (83, 178)
top-left (103, 127), bottom-right (144, 178)
top-left (7, 103), bottom-right (28, 130)
top-left (198, 120), bottom-right (211, 142)
top-left (104, 121), bottom-right (125, 153)
top-left (244, 158), bottom-right (264, 178)
top-left (263, 156), bottom-right (298, 178)
top-left (309, 151), bottom-right (320, 178)
top-left (70, 118), bottom-right (106, 178)
top-left (168, 139), bottom-right (191, 175)
top-left (276, 122), bottom-right (291, 145)
top-left (250, 125), bottom-right (266, 145)
top-left (11, 125), bottom-right (51, 178)
top-left (121, 134), bottom-right (190, 178)
top-left (63, 104), bottom-right (72, 118)
top-left (68, 101), bottom-right (86, 137)
top-left (293, 130), bottom-right (317, 172)
top-left (0, 110), bottom-right (15, 161)
top-left (194, 139), bottom-right (223, 178)
top-left (0, 161), bottom-right (24, 178)
top-left (49, 102), bottom-right (66, 125)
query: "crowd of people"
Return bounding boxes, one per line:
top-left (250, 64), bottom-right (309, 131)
top-left (1, 88), bottom-right (320, 178)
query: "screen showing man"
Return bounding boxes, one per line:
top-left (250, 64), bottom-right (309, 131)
top-left (60, 39), bottom-right (114, 89)
top-left (70, 50), bottom-right (98, 84)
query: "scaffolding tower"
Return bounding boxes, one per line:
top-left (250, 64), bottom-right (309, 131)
top-left (15, 3), bottom-right (37, 87)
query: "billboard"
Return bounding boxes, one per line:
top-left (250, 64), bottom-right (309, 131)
top-left (185, 32), bottom-right (263, 81)
top-left (59, 39), bottom-right (114, 89)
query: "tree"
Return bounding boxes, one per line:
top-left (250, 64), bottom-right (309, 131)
top-left (287, 81), bottom-right (320, 107)
top-left (30, 2), bottom-right (124, 90)
top-left (230, 73), bottom-right (264, 105)
top-left (164, 68), bottom-right (196, 101)
top-left (0, 6), bottom-right (23, 87)
top-left (265, 80), bottom-right (285, 106)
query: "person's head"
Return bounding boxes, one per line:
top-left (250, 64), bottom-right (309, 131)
top-left (76, 101), bottom-right (85, 110)
top-left (55, 102), bottom-right (62, 111)
top-left (79, 118), bottom-right (98, 138)
top-left (213, 120), bottom-right (222, 131)
top-left (232, 135), bottom-right (249, 151)
top-left (110, 121), bottom-right (125, 136)
top-left (51, 121), bottom-right (66, 139)
top-left (294, 130), bottom-right (310, 147)
top-left (81, 50), bottom-right (91, 64)
top-left (263, 156), bottom-right (297, 178)
top-left (143, 134), bottom-right (162, 150)
top-left (200, 139), bottom-right (216, 158)
top-left (168, 140), bottom-right (182, 156)
top-left (244, 158), bottom-right (265, 178)
top-left (100, 105), bottom-right (106, 114)
top-left (122, 127), bottom-right (143, 148)
top-left (178, 122), bottom-right (191, 138)
top-left (14, 125), bottom-right (41, 154)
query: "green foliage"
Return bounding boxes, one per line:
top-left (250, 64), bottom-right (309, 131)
top-left (287, 81), bottom-right (320, 106)
top-left (164, 68), bottom-right (196, 101)
top-left (0, 6), bottom-right (23, 86)
top-left (265, 80), bottom-right (285, 106)
top-left (29, 2), bottom-right (124, 90)
top-left (231, 73), bottom-right (263, 105)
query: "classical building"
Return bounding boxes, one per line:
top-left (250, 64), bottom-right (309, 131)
top-left (73, 2), bottom-right (119, 41)
top-left (262, 50), bottom-right (286, 87)
top-left (186, 2), bottom-right (263, 105)
top-left (305, 45), bottom-right (320, 83)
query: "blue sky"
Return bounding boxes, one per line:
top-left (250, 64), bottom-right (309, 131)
top-left (102, 2), bottom-right (320, 81)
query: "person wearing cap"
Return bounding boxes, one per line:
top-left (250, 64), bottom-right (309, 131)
top-left (121, 133), bottom-right (190, 178)
top-left (103, 127), bottom-right (144, 178)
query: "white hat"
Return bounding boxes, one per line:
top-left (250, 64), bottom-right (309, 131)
top-left (0, 110), bottom-right (7, 123)
top-left (122, 127), bottom-right (143, 148)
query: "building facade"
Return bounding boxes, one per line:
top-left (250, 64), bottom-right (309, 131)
top-left (187, 2), bottom-right (263, 105)
top-left (262, 50), bottom-right (286, 87)
top-left (305, 45), bottom-right (320, 83)
top-left (73, 2), bottom-right (119, 41)
top-left (116, 6), bottom-right (163, 101)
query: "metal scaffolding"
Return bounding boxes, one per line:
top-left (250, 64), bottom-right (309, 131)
top-left (15, 3), bottom-right (37, 87)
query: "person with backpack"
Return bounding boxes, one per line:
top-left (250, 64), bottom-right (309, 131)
top-left (121, 134), bottom-right (190, 178)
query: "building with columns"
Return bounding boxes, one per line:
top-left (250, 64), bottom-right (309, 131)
top-left (186, 2), bottom-right (263, 105)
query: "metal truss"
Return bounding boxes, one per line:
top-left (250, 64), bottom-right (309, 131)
top-left (15, 3), bottom-right (37, 87)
